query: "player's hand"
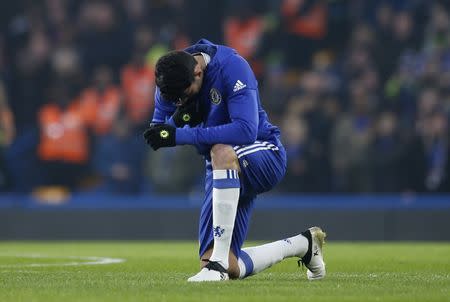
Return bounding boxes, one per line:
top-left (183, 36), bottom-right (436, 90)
top-left (172, 99), bottom-right (203, 127)
top-left (143, 124), bottom-right (176, 150)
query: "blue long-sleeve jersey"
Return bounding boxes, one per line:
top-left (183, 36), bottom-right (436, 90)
top-left (151, 39), bottom-right (280, 157)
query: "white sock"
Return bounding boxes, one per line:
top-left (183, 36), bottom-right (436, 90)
top-left (237, 234), bottom-right (309, 278)
top-left (209, 169), bottom-right (240, 270)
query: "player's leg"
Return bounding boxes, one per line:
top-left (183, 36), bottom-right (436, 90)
top-left (188, 144), bottom-right (241, 282)
top-left (233, 140), bottom-right (326, 280)
top-left (237, 227), bottom-right (326, 280)
top-left (197, 226), bottom-right (326, 280)
top-left (208, 144), bottom-right (240, 269)
top-left (189, 167), bottom-right (254, 281)
top-left (189, 140), bottom-right (326, 281)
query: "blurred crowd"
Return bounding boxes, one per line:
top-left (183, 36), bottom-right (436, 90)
top-left (0, 0), bottom-right (449, 196)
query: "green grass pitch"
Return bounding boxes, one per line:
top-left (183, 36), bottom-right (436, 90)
top-left (0, 241), bottom-right (449, 302)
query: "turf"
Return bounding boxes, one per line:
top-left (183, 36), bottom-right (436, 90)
top-left (0, 242), bottom-right (449, 302)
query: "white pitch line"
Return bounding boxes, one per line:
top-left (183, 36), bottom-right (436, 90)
top-left (0, 254), bottom-right (126, 268)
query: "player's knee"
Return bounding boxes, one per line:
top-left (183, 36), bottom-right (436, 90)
top-left (211, 144), bottom-right (239, 170)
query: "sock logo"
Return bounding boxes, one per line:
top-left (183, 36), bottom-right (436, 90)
top-left (283, 238), bottom-right (292, 245)
top-left (213, 226), bottom-right (225, 237)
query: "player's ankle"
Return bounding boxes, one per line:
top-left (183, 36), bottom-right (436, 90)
top-left (209, 259), bottom-right (228, 270)
top-left (206, 260), bottom-right (228, 272)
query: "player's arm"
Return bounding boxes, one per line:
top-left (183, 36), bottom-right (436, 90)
top-left (152, 88), bottom-right (203, 128)
top-left (145, 87), bottom-right (205, 150)
top-left (144, 88), bottom-right (177, 150)
top-left (175, 55), bottom-right (258, 146)
top-left (151, 88), bottom-right (177, 125)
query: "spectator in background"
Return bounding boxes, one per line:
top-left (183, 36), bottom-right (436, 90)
top-left (0, 41), bottom-right (15, 147)
top-left (439, 72), bottom-right (450, 114)
top-left (8, 22), bottom-right (51, 132)
top-left (384, 52), bottom-right (419, 128)
top-left (374, 2), bottom-right (393, 45)
top-left (343, 44), bottom-right (375, 89)
top-left (50, 45), bottom-right (85, 93)
top-left (93, 107), bottom-right (147, 194)
top-left (298, 71), bottom-right (335, 191)
top-left (77, 0), bottom-right (132, 74)
top-left (374, 2), bottom-right (395, 83)
top-left (279, 0), bottom-right (328, 70)
top-left (44, 0), bottom-right (74, 45)
top-left (259, 64), bottom-right (295, 121)
top-left (122, 0), bottom-right (148, 30)
top-left (79, 65), bottom-right (121, 136)
top-left (37, 80), bottom-right (92, 189)
top-left (277, 76), bottom-right (335, 193)
top-left (375, 9), bottom-right (420, 82)
top-left (278, 114), bottom-right (312, 192)
top-left (403, 111), bottom-right (450, 193)
top-left (369, 111), bottom-right (404, 192)
top-left (423, 2), bottom-right (450, 52)
top-left (331, 81), bottom-right (373, 192)
top-left (0, 80), bottom-right (14, 191)
top-left (121, 27), bottom-right (155, 128)
top-left (224, 3), bottom-right (266, 78)
top-left (37, 42), bottom-right (89, 189)
top-left (416, 86), bottom-right (440, 126)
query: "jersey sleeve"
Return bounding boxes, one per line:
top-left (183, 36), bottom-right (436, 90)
top-left (222, 53), bottom-right (258, 95)
top-left (175, 54), bottom-right (259, 146)
top-left (151, 88), bottom-right (176, 124)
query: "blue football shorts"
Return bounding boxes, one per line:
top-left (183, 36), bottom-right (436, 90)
top-left (198, 139), bottom-right (287, 258)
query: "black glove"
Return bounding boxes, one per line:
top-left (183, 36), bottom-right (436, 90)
top-left (172, 99), bottom-right (203, 127)
top-left (143, 124), bottom-right (176, 150)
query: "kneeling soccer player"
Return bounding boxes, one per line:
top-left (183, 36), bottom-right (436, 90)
top-left (144, 39), bottom-right (326, 281)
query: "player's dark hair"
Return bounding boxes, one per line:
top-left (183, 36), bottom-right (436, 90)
top-left (155, 50), bottom-right (198, 102)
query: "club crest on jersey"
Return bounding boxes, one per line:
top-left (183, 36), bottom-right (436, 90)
top-left (210, 88), bottom-right (222, 105)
